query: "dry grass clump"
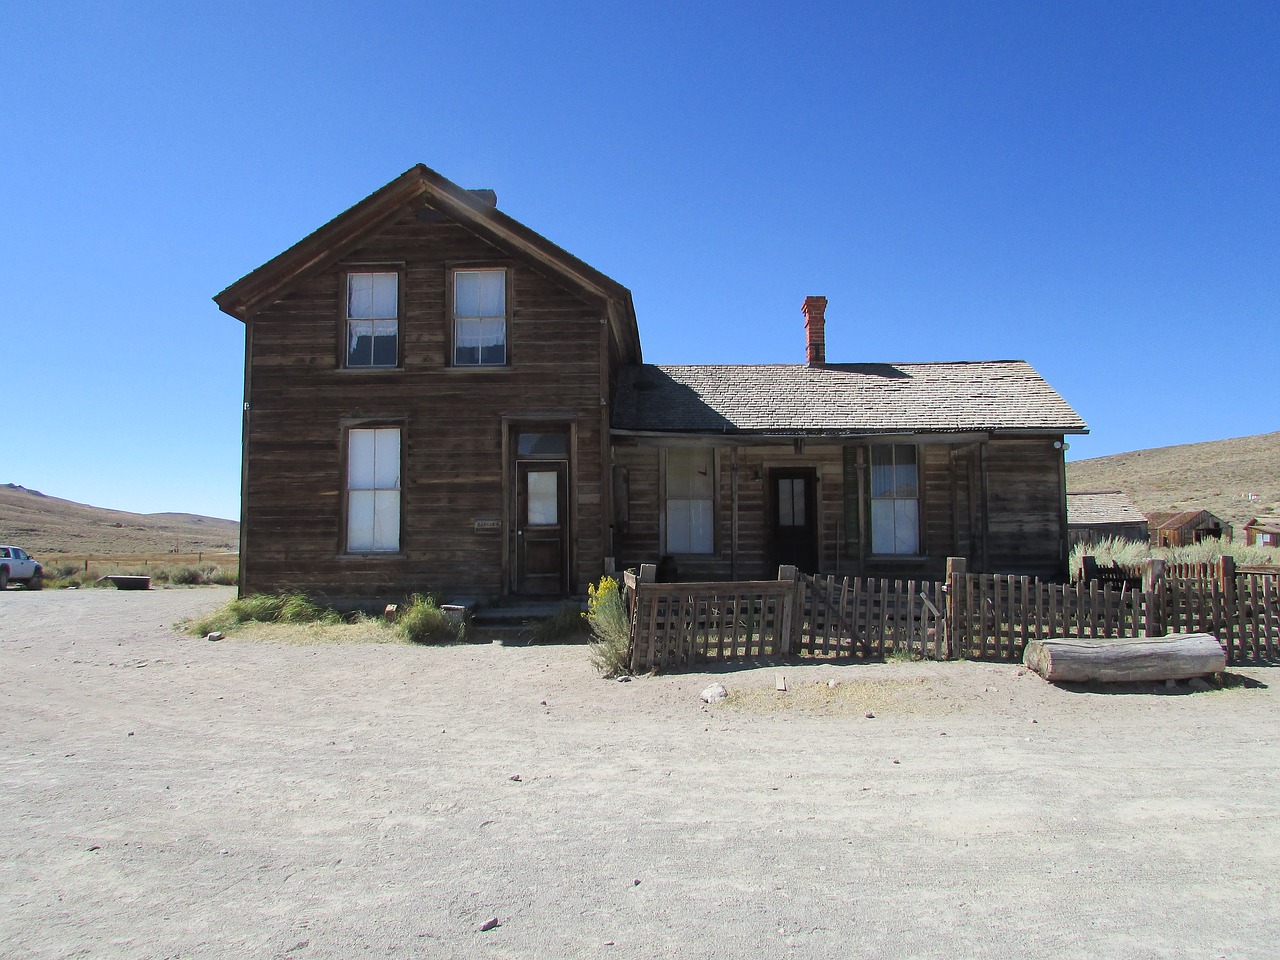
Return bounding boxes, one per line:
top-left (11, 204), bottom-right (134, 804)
top-left (396, 593), bottom-right (464, 644)
top-left (531, 604), bottom-right (589, 644)
top-left (1070, 537), bottom-right (1280, 580)
top-left (187, 592), bottom-right (341, 637)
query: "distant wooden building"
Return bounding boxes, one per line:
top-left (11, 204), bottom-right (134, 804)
top-left (1066, 490), bottom-right (1149, 547)
top-left (1147, 510), bottom-right (1232, 548)
top-left (1243, 516), bottom-right (1280, 548)
top-left (214, 164), bottom-right (1088, 604)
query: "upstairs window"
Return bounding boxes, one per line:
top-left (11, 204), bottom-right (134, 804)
top-left (346, 272), bottom-right (398, 367)
top-left (665, 448), bottom-right (715, 554)
top-left (347, 427), bottom-right (401, 552)
top-left (453, 269), bottom-right (507, 366)
top-left (870, 444), bottom-right (919, 555)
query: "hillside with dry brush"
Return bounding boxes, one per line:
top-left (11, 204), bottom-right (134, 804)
top-left (1067, 431), bottom-right (1280, 530)
top-left (0, 483), bottom-right (238, 557)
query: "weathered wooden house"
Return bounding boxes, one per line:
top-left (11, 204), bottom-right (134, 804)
top-left (1065, 490), bottom-right (1150, 548)
top-left (215, 165), bottom-right (1087, 603)
top-left (1147, 510), bottom-right (1232, 548)
top-left (1242, 516), bottom-right (1280, 547)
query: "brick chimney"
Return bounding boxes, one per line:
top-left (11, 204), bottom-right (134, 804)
top-left (802, 296), bottom-right (827, 366)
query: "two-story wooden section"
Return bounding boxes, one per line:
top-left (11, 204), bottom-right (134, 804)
top-left (215, 165), bottom-right (1087, 604)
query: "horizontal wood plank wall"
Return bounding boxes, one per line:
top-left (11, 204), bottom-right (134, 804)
top-left (244, 207), bottom-right (608, 601)
top-left (983, 436), bottom-right (1067, 579)
top-left (612, 438), bottom-right (1073, 584)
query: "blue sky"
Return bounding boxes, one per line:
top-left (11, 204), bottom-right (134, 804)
top-left (3, 1), bottom-right (1277, 522)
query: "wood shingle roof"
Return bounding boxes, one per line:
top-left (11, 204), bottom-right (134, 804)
top-left (1066, 491), bottom-right (1147, 525)
top-left (612, 361), bottom-right (1087, 436)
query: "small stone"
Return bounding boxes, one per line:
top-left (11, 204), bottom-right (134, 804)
top-left (1188, 677), bottom-right (1213, 692)
top-left (616, 675), bottom-right (632, 682)
top-left (892, 759), bottom-right (900, 764)
top-left (1165, 679), bottom-right (1179, 690)
top-left (633, 879), bottom-right (641, 886)
top-left (87, 845), bottom-right (101, 851)
top-left (540, 700), bottom-right (547, 706)
top-left (509, 774), bottom-right (522, 782)
top-left (700, 683), bottom-right (728, 704)
top-left (205, 632), bottom-right (223, 642)
top-left (827, 678), bottom-right (839, 688)
top-left (864, 711), bottom-right (875, 719)
top-left (480, 917), bottom-right (500, 932)
top-left (127, 732), bottom-right (134, 737)
top-left (1030, 718), bottom-right (1038, 724)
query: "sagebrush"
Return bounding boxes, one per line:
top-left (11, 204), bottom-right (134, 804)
top-left (586, 576), bottom-right (631, 677)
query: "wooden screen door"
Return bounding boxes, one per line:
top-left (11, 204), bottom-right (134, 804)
top-left (516, 461), bottom-right (567, 595)
top-left (770, 468), bottom-right (819, 573)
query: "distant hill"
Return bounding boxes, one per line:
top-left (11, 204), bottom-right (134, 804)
top-left (1067, 432), bottom-right (1280, 530)
top-left (0, 484), bottom-right (239, 556)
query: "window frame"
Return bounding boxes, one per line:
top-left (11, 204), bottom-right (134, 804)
top-left (661, 446), bottom-right (718, 556)
top-left (342, 423), bottom-right (404, 555)
top-left (868, 443), bottom-right (922, 557)
top-left (449, 265), bottom-right (511, 368)
top-left (339, 266), bottom-right (404, 371)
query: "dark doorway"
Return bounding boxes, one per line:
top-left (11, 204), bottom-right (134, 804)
top-left (515, 451), bottom-right (568, 596)
top-left (769, 468), bottom-right (818, 573)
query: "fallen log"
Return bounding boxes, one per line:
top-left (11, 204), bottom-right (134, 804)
top-left (1023, 634), bottom-right (1225, 683)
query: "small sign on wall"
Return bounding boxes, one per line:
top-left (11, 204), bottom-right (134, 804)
top-left (473, 519), bottom-right (501, 533)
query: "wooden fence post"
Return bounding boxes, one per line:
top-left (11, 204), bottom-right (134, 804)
top-left (629, 564), bottom-right (658, 674)
top-left (945, 557), bottom-right (966, 659)
top-left (1142, 558), bottom-right (1166, 638)
top-left (777, 565), bottom-right (799, 655)
top-left (1219, 555), bottom-right (1236, 664)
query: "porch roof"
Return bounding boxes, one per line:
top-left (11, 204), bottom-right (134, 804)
top-left (612, 361), bottom-right (1088, 436)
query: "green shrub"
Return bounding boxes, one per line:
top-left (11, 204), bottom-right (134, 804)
top-left (586, 576), bottom-right (631, 677)
top-left (396, 593), bottom-right (462, 644)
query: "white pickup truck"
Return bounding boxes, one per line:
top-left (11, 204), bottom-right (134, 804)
top-left (0, 545), bottom-right (43, 589)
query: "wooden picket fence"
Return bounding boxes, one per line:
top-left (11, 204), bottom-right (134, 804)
top-left (799, 573), bottom-right (947, 660)
top-left (623, 557), bottom-right (1280, 672)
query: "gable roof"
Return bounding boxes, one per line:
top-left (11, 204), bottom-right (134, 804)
top-left (1244, 516), bottom-right (1280, 535)
top-left (1146, 509), bottom-right (1227, 530)
top-left (612, 361), bottom-right (1088, 436)
top-left (1066, 491), bottom-right (1148, 526)
top-left (213, 164), bottom-right (641, 362)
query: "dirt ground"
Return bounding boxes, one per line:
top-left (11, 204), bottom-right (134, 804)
top-left (2, 588), bottom-right (1277, 960)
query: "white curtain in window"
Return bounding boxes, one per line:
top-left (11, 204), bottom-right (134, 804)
top-left (348, 273), bottom-right (398, 319)
top-left (456, 270), bottom-right (505, 317)
top-left (870, 444), bottom-right (919, 555)
top-left (348, 427), bottom-right (400, 552)
top-left (666, 448), bottom-right (714, 553)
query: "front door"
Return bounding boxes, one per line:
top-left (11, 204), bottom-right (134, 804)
top-left (516, 460), bottom-right (567, 595)
top-left (769, 468), bottom-right (819, 573)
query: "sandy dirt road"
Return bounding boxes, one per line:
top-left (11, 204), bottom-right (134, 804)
top-left (1, 588), bottom-right (1278, 959)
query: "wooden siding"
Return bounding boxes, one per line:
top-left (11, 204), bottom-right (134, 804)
top-left (612, 435), bottom-right (1068, 582)
top-left (242, 206), bottom-right (609, 601)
